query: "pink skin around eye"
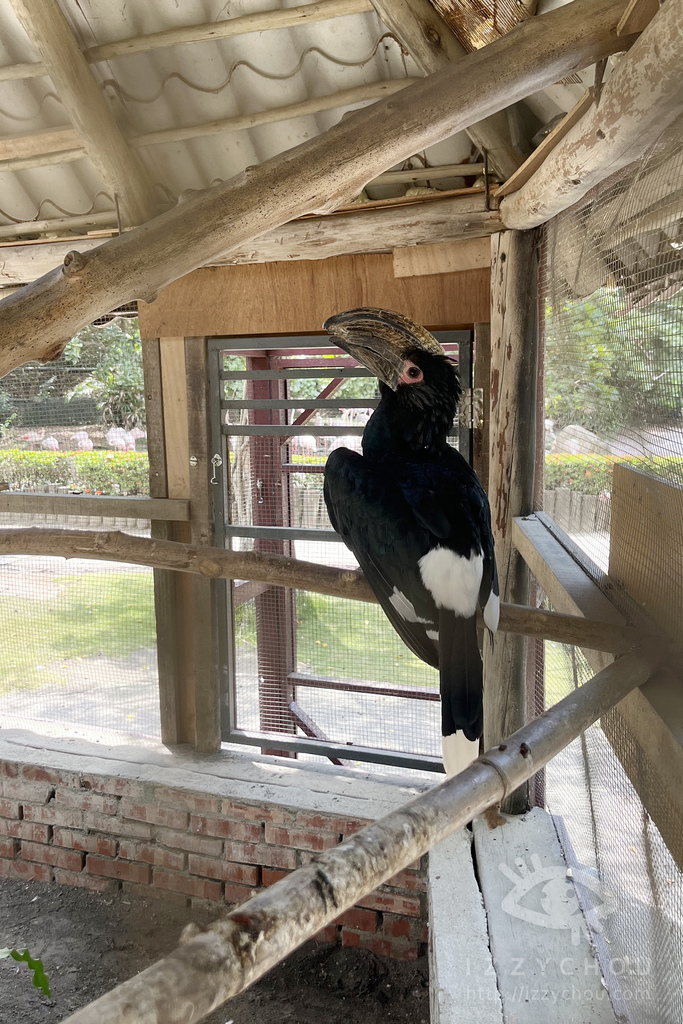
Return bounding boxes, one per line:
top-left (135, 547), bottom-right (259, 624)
top-left (399, 360), bottom-right (424, 385)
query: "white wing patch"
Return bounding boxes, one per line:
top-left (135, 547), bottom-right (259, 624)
top-left (483, 588), bottom-right (500, 633)
top-left (389, 587), bottom-right (432, 625)
top-left (442, 732), bottom-right (480, 778)
top-left (418, 547), bottom-right (483, 618)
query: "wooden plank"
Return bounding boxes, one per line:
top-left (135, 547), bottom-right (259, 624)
top-left (473, 322), bottom-right (490, 493)
top-left (0, 126), bottom-right (81, 161)
top-left (138, 255), bottom-right (491, 338)
top-left (428, 828), bottom-right (503, 1024)
top-left (392, 238), bottom-right (491, 277)
top-left (473, 808), bottom-right (618, 1023)
top-left (185, 338), bottom-right (221, 754)
top-left (159, 338), bottom-right (191, 499)
top-left (0, 492), bottom-right (189, 520)
top-left (495, 89), bottom-right (593, 198)
top-left (483, 231), bottom-right (538, 812)
top-left (617, 0), bottom-right (660, 35)
top-left (141, 337), bottom-right (167, 500)
top-left (609, 464), bottom-right (683, 644)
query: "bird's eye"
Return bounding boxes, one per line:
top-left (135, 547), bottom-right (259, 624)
top-left (400, 361), bottom-right (423, 384)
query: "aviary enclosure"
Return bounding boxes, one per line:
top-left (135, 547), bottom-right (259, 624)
top-left (0, 0), bottom-right (682, 1022)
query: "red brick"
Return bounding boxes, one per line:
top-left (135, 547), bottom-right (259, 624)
top-left (153, 788), bottom-right (220, 815)
top-left (220, 800), bottom-right (294, 825)
top-left (81, 775), bottom-right (147, 799)
top-left (54, 868), bottom-right (119, 893)
top-left (86, 855), bottom-right (150, 884)
top-left (294, 813), bottom-right (366, 835)
top-left (0, 837), bottom-right (18, 859)
top-left (188, 855), bottom-right (258, 886)
top-left (154, 828), bottom-right (223, 858)
top-left (262, 867), bottom-right (291, 886)
top-left (0, 779), bottom-right (53, 803)
top-left (120, 800), bottom-right (188, 831)
top-left (83, 812), bottom-right (152, 839)
top-left (0, 819), bottom-right (51, 843)
top-left (0, 762), bottom-right (19, 778)
top-left (357, 892), bottom-right (421, 917)
top-left (382, 869), bottom-right (426, 892)
top-left (55, 789), bottom-right (119, 814)
top-left (0, 858), bottom-right (52, 883)
top-left (383, 916), bottom-right (411, 939)
top-left (336, 908), bottom-right (377, 933)
top-left (359, 935), bottom-right (394, 958)
top-left (341, 929), bottom-right (360, 948)
top-left (153, 869), bottom-right (222, 901)
top-left (313, 924), bottom-right (339, 945)
top-left (53, 828), bottom-right (117, 857)
top-left (386, 940), bottom-right (418, 962)
top-left (190, 816), bottom-right (260, 842)
top-left (21, 841), bottom-right (84, 872)
top-left (23, 804), bottom-right (84, 829)
top-left (224, 841), bottom-right (296, 870)
top-left (224, 882), bottom-right (254, 906)
top-left (0, 799), bottom-right (21, 819)
top-left (119, 841), bottom-right (185, 872)
top-left (264, 825), bottom-right (338, 852)
top-left (21, 765), bottom-right (80, 787)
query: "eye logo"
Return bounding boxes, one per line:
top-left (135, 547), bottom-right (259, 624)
top-left (499, 854), bottom-right (616, 946)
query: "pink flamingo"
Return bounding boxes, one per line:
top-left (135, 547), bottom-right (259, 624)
top-left (18, 428), bottom-right (45, 448)
top-left (77, 437), bottom-right (94, 451)
top-left (40, 436), bottom-right (59, 451)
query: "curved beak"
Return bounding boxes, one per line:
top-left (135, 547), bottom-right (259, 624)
top-left (324, 307), bottom-right (444, 390)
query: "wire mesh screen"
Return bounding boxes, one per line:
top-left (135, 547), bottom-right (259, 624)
top-left (217, 335), bottom-right (467, 769)
top-left (0, 513), bottom-right (159, 740)
top-left (0, 318), bottom-right (148, 495)
top-left (542, 121), bottom-right (683, 583)
top-left (544, 643), bottom-right (683, 1024)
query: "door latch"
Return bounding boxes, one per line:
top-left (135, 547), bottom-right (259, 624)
top-left (210, 453), bottom-right (223, 484)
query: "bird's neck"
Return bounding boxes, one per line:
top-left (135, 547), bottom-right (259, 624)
top-left (362, 396), bottom-right (453, 458)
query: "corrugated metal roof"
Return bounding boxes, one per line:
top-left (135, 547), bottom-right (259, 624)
top-left (0, 0), bottom-right (590, 243)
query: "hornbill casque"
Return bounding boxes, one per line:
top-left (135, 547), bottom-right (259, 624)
top-left (323, 308), bottom-right (499, 777)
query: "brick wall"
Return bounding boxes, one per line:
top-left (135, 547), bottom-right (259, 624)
top-left (0, 759), bottom-right (428, 960)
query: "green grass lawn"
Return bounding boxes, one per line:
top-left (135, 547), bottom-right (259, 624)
top-left (0, 572), bottom-right (156, 693)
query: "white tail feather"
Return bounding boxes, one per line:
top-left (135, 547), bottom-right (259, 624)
top-left (442, 732), bottom-right (480, 778)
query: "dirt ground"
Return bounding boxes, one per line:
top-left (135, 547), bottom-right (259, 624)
top-left (0, 878), bottom-right (429, 1024)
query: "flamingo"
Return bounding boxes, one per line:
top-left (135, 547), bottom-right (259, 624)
top-left (69, 430), bottom-right (90, 442)
top-left (19, 428), bottom-right (45, 448)
top-left (77, 437), bottom-right (94, 451)
top-left (40, 436), bottom-right (59, 451)
top-left (129, 427), bottom-right (146, 440)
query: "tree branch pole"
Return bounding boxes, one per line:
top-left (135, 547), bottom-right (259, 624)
top-left (0, 526), bottom-right (647, 656)
top-left (0, 0), bottom-right (634, 376)
top-left (61, 651), bottom-right (662, 1024)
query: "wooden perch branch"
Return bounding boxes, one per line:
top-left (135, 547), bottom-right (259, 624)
top-left (61, 652), bottom-right (661, 1024)
top-left (0, 0), bottom-right (633, 377)
top-left (0, 526), bottom-right (644, 655)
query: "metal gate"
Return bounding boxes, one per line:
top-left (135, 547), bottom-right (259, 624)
top-left (208, 330), bottom-right (472, 772)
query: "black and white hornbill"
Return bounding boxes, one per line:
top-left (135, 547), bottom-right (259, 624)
top-left (323, 308), bottom-right (499, 777)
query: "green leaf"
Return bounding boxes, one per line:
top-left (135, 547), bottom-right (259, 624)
top-left (9, 948), bottom-right (52, 998)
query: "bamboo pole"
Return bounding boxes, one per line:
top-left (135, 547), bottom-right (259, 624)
top-left (0, 527), bottom-right (646, 654)
top-left (60, 651), bottom-right (661, 1024)
top-left (0, 0), bottom-right (634, 377)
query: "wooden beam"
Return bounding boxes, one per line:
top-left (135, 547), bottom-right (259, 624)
top-left (7, 0), bottom-right (156, 227)
top-left (392, 237), bottom-right (491, 277)
top-left (500, 0), bottom-right (682, 229)
top-left (159, 338), bottom-right (190, 500)
top-left (369, 0), bottom-right (523, 179)
top-left (0, 493), bottom-right (190, 520)
top-left (0, 126), bottom-right (81, 162)
top-left (483, 230), bottom-right (539, 812)
top-left (0, 0), bottom-right (633, 375)
top-left (0, 196), bottom-right (501, 285)
top-left (617, 0), bottom-right (660, 35)
top-left (494, 89), bottom-right (593, 198)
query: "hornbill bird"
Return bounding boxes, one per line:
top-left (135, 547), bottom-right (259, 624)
top-left (323, 308), bottom-right (499, 777)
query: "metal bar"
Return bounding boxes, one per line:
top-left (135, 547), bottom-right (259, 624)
top-left (222, 424), bottom-right (365, 436)
top-left (289, 671), bottom-right (439, 701)
top-left (282, 464), bottom-right (326, 474)
top-left (225, 525), bottom-right (340, 542)
top-left (215, 331), bottom-right (470, 350)
top-left (62, 651), bottom-right (662, 1024)
top-left (288, 700), bottom-right (350, 767)
top-left (222, 398), bottom-right (379, 409)
top-left (221, 367), bottom-right (372, 381)
top-left (224, 728), bottom-right (444, 771)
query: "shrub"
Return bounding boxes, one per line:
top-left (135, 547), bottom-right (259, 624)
top-left (0, 450), bottom-right (150, 495)
top-left (544, 453), bottom-right (683, 495)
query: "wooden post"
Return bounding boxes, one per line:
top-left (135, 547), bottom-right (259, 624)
top-left (483, 230), bottom-right (539, 813)
top-left (472, 322), bottom-right (490, 493)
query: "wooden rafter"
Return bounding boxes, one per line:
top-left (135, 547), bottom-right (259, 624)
top-left (370, 0), bottom-right (523, 179)
top-left (0, 0), bottom-right (633, 375)
top-left (500, 0), bottom-right (683, 229)
top-left (8, 0), bottom-right (157, 227)
top-left (0, 0), bottom-right (375, 82)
